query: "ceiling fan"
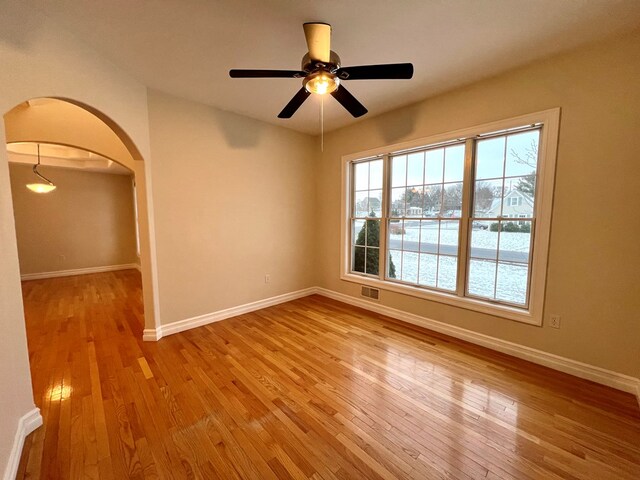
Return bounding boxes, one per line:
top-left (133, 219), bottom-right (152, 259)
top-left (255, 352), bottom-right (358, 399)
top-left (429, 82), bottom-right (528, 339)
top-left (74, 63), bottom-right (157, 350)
top-left (229, 22), bottom-right (414, 119)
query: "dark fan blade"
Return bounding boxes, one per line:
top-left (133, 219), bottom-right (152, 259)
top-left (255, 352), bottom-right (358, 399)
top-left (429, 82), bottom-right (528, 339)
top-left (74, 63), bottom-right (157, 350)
top-left (229, 69), bottom-right (306, 78)
top-left (331, 85), bottom-right (368, 118)
top-left (336, 63), bottom-right (414, 80)
top-left (278, 88), bottom-right (311, 118)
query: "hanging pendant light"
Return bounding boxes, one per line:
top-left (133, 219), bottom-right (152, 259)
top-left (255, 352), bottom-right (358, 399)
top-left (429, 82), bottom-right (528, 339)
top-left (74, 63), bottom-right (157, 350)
top-left (26, 144), bottom-right (56, 193)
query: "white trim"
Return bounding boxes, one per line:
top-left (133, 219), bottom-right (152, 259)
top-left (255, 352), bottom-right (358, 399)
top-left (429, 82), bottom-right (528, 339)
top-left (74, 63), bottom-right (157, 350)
top-left (20, 263), bottom-right (139, 281)
top-left (144, 287), bottom-right (317, 341)
top-left (3, 407), bottom-right (42, 480)
top-left (341, 110), bottom-right (558, 163)
top-left (314, 287), bottom-right (640, 396)
top-left (142, 328), bottom-right (161, 342)
top-left (140, 157), bottom-right (163, 333)
top-left (140, 283), bottom-right (639, 401)
top-left (134, 263), bottom-right (142, 273)
top-left (340, 108), bottom-right (560, 326)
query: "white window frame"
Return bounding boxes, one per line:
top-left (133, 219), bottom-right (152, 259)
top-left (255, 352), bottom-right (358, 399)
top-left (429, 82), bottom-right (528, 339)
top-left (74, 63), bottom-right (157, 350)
top-left (339, 109), bottom-right (560, 325)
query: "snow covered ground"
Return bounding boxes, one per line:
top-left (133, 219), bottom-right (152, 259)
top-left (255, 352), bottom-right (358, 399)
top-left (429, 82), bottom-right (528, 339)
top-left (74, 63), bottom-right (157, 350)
top-left (388, 222), bottom-right (530, 305)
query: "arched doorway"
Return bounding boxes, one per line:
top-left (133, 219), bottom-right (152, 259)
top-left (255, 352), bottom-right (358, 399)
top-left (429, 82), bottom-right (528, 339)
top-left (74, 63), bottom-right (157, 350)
top-left (0, 97), bottom-right (161, 477)
top-left (3, 97), bottom-right (159, 335)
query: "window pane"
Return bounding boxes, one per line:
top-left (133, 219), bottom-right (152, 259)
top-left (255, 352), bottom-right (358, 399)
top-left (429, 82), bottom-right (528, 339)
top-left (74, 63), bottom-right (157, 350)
top-left (391, 188), bottom-right (405, 217)
top-left (369, 189), bottom-right (383, 217)
top-left (498, 221), bottom-right (531, 264)
top-left (424, 185), bottom-right (442, 216)
top-left (470, 224), bottom-right (498, 261)
top-left (468, 259), bottom-right (496, 298)
top-left (369, 159), bottom-right (383, 190)
top-left (437, 256), bottom-right (457, 291)
top-left (496, 263), bottom-right (528, 305)
top-left (476, 136), bottom-right (505, 180)
top-left (419, 220), bottom-right (439, 253)
top-left (391, 155), bottom-right (407, 188)
top-left (505, 130), bottom-right (539, 178)
top-left (352, 246), bottom-right (366, 273)
top-left (354, 162), bottom-right (369, 191)
top-left (473, 179), bottom-right (502, 218)
top-left (365, 219), bottom-right (381, 247)
top-left (418, 254), bottom-right (437, 287)
top-left (444, 144), bottom-right (464, 183)
top-left (354, 191), bottom-right (369, 217)
top-left (425, 148), bottom-right (444, 184)
top-left (503, 177), bottom-right (535, 216)
top-left (402, 219), bottom-right (420, 252)
top-left (442, 183), bottom-right (463, 217)
top-left (352, 219), bottom-right (365, 246)
top-left (388, 250), bottom-right (402, 279)
top-left (407, 152), bottom-right (424, 186)
top-left (401, 251), bottom-right (419, 284)
top-left (388, 220), bottom-right (405, 249)
top-left (365, 248), bottom-right (380, 276)
top-left (439, 220), bottom-right (459, 255)
top-left (405, 187), bottom-right (423, 217)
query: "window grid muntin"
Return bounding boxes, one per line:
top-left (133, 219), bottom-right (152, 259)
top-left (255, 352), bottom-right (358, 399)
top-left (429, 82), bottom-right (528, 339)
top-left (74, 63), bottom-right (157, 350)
top-left (466, 126), bottom-right (541, 307)
top-left (386, 218), bottom-right (459, 292)
top-left (384, 141), bottom-right (466, 293)
top-left (348, 125), bottom-right (542, 309)
top-left (350, 158), bottom-right (383, 278)
top-left (387, 142), bottom-right (462, 292)
top-left (465, 228), bottom-right (535, 309)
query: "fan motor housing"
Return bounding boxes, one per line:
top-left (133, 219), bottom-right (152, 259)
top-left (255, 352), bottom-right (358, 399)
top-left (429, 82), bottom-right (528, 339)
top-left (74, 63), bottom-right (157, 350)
top-left (301, 51), bottom-right (341, 72)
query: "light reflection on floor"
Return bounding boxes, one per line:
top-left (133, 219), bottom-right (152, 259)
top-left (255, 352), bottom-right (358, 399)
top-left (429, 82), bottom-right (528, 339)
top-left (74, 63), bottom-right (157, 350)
top-left (47, 383), bottom-right (72, 402)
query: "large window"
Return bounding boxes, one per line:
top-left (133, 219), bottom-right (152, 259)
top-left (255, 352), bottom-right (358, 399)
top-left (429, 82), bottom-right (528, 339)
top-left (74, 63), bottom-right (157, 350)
top-left (341, 110), bottom-right (559, 325)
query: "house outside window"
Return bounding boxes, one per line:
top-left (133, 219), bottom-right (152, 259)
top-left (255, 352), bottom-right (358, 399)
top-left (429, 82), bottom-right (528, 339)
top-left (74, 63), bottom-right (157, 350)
top-left (341, 109), bottom-right (560, 325)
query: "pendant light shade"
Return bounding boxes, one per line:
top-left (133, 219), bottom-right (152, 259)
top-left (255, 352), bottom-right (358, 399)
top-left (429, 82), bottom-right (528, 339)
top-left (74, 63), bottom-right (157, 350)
top-left (26, 144), bottom-right (56, 193)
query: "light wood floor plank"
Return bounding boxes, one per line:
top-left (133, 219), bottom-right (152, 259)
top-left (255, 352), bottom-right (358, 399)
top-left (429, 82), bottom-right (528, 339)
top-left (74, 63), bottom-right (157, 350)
top-left (16, 270), bottom-right (640, 479)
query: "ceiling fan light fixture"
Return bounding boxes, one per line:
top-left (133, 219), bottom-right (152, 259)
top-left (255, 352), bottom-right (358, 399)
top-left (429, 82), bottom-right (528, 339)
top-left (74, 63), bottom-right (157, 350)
top-left (304, 71), bottom-right (339, 95)
top-left (229, 22), bottom-right (412, 118)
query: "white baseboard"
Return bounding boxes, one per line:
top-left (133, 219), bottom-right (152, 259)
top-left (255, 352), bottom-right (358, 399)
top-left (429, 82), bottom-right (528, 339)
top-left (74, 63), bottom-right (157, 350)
top-left (315, 287), bottom-right (640, 399)
top-left (144, 287), bottom-right (317, 341)
top-left (21, 263), bottom-right (139, 281)
top-left (142, 328), bottom-right (161, 342)
top-left (3, 407), bottom-right (42, 480)
top-left (139, 284), bottom-right (640, 403)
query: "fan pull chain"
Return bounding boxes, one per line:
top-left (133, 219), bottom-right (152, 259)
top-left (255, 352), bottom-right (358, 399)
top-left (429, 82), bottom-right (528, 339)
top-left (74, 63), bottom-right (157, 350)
top-left (320, 95), bottom-right (324, 152)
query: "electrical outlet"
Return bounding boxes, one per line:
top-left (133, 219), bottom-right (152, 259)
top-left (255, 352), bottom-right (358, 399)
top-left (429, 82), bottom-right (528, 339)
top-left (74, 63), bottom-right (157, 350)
top-left (265, 274), bottom-right (270, 284)
top-left (549, 314), bottom-right (561, 329)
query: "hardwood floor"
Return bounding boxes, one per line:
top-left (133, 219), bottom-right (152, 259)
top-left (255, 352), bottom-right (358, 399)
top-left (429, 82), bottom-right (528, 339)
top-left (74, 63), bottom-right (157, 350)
top-left (16, 270), bottom-right (640, 479)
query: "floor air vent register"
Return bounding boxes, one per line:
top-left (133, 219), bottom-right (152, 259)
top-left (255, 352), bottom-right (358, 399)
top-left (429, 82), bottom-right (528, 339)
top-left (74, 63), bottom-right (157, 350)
top-left (361, 286), bottom-right (380, 300)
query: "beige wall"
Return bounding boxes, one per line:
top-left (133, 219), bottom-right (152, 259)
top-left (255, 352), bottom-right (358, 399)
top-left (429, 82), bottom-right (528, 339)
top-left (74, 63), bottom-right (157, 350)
top-left (1, 3), bottom-right (639, 475)
top-left (315, 30), bottom-right (640, 379)
top-left (147, 90), bottom-right (316, 325)
top-left (0, 2), bottom-right (155, 474)
top-left (9, 164), bottom-right (138, 275)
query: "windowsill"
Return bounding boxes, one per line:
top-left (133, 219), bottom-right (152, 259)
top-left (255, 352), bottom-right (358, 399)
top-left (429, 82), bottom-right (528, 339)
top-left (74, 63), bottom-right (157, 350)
top-left (341, 272), bottom-right (541, 326)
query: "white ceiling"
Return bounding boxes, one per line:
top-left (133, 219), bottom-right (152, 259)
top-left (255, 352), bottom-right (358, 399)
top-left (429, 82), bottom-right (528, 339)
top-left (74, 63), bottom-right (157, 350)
top-left (25, 0), bottom-right (640, 135)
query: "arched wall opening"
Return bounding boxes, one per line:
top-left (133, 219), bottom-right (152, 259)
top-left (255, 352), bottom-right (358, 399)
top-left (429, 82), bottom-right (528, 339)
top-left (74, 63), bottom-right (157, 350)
top-left (2, 97), bottom-right (158, 334)
top-left (0, 7), bottom-right (160, 471)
